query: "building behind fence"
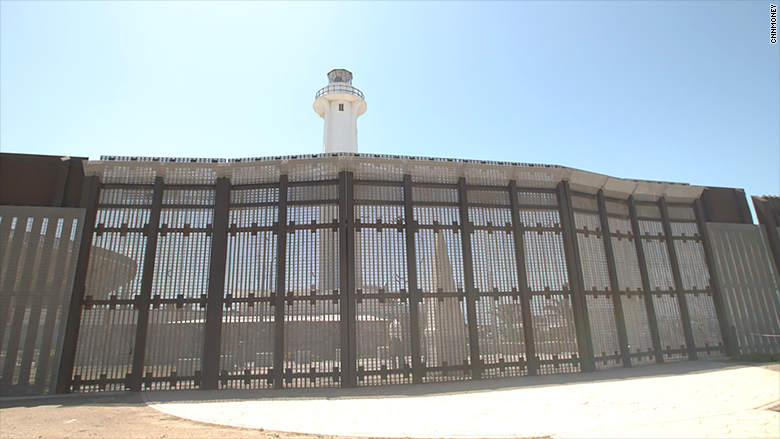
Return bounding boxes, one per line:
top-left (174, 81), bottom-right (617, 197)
top-left (1, 152), bottom-right (779, 396)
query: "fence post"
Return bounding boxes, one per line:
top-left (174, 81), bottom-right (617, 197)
top-left (201, 177), bottom-right (231, 390)
top-left (56, 177), bottom-right (100, 393)
top-left (596, 190), bottom-right (632, 368)
top-left (507, 181), bottom-right (538, 375)
top-left (338, 171), bottom-right (357, 387)
top-left (128, 176), bottom-right (164, 391)
top-left (556, 182), bottom-right (595, 372)
top-left (457, 177), bottom-right (482, 379)
top-left (273, 175), bottom-right (288, 389)
top-left (627, 196), bottom-right (664, 363)
top-left (403, 175), bottom-right (424, 384)
top-left (659, 197), bottom-right (697, 360)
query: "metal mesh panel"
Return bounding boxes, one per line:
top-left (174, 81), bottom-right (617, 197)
top-left (586, 295), bottom-right (621, 369)
top-left (521, 210), bottom-right (568, 292)
top-left (288, 184), bottom-right (338, 202)
top-left (667, 206), bottom-right (696, 221)
top-left (620, 294), bottom-right (655, 366)
top-left (605, 204), bottom-right (654, 366)
top-left (230, 186), bottom-right (279, 205)
top-left (355, 301), bottom-right (411, 386)
top-left (605, 201), bottom-right (629, 216)
top-left (609, 225), bottom-right (643, 291)
top-left (0, 207), bottom-right (85, 395)
top-left (354, 202), bottom-right (411, 385)
top-left (289, 204), bottom-right (339, 293)
top-left (469, 208), bottom-right (517, 292)
top-left (575, 214), bottom-right (610, 292)
top-left (99, 187), bottom-right (154, 205)
top-left (674, 240), bottom-right (710, 290)
top-left (229, 164), bottom-right (282, 185)
top-left (351, 161), bottom-right (404, 182)
top-left (284, 201), bottom-right (341, 388)
top-left (517, 191), bottom-right (558, 207)
top-left (354, 184), bottom-right (403, 202)
top-left (478, 296), bottom-right (527, 378)
top-left (469, 203), bottom-right (526, 377)
top-left (162, 188), bottom-right (215, 205)
top-left (287, 159), bottom-right (341, 182)
top-left (413, 194), bottom-right (469, 382)
top-left (142, 190), bottom-right (214, 389)
top-left (707, 223), bottom-right (780, 354)
top-left (420, 297), bottom-right (469, 381)
top-left (144, 306), bottom-right (205, 390)
top-left (531, 294), bottom-right (580, 374)
top-left (652, 294), bottom-right (688, 362)
top-left (355, 205), bottom-right (407, 294)
top-left (412, 187), bottom-right (459, 204)
top-left (462, 167), bottom-right (513, 186)
top-left (101, 165), bottom-right (158, 185)
top-left (641, 238), bottom-right (675, 291)
top-left (225, 207), bottom-right (277, 297)
top-left (670, 222), bottom-right (699, 238)
top-left (74, 193), bottom-right (150, 392)
top-left (162, 167), bottom-right (218, 185)
top-left (635, 204), bottom-right (661, 219)
top-left (571, 195), bottom-right (598, 211)
top-left (685, 293), bottom-right (724, 357)
top-left (409, 164), bottom-right (461, 184)
top-left (219, 303), bottom-right (274, 389)
top-left (414, 207), bottom-right (465, 292)
top-left (468, 189), bottom-right (510, 206)
top-left (219, 203), bottom-right (278, 389)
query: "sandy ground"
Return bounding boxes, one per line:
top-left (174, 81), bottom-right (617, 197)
top-left (0, 391), bottom-right (342, 439)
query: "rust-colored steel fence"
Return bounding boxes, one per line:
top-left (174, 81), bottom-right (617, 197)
top-left (52, 167), bottom-right (733, 393)
top-left (9, 155), bottom-right (780, 396)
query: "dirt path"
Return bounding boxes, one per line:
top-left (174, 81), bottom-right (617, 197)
top-left (0, 392), bottom-right (342, 439)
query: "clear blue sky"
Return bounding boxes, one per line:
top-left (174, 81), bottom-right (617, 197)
top-left (2, 1), bottom-right (778, 202)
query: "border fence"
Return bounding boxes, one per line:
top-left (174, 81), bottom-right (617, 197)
top-left (1, 154), bottom-right (778, 395)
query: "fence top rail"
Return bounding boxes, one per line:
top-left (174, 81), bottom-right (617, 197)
top-left (85, 153), bottom-right (701, 202)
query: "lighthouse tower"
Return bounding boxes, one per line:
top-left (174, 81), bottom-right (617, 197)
top-left (313, 69), bottom-right (367, 153)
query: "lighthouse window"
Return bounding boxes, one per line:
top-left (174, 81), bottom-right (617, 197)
top-left (339, 104), bottom-right (344, 111)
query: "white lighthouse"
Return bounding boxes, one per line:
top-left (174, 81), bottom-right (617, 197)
top-left (313, 69), bottom-right (367, 153)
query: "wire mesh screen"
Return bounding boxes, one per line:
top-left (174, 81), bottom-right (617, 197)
top-left (685, 293), bottom-right (724, 357)
top-left (586, 294), bottom-right (621, 369)
top-left (354, 202), bottom-right (412, 385)
top-left (620, 294), bottom-right (655, 365)
top-left (606, 208), bottom-right (654, 366)
top-left (469, 199), bottom-right (527, 378)
top-left (638, 215), bottom-right (687, 361)
top-left (143, 192), bottom-right (214, 390)
top-left (0, 207), bottom-right (85, 395)
top-left (673, 240), bottom-right (710, 291)
top-left (219, 196), bottom-right (278, 389)
top-left (531, 293), bottom-right (579, 373)
top-left (652, 293), bottom-right (688, 362)
top-left (518, 197), bottom-right (578, 374)
top-left (73, 190), bottom-right (150, 392)
top-left (413, 192), bottom-right (470, 382)
top-left (521, 210), bottom-right (568, 292)
top-left (573, 207), bottom-right (620, 370)
top-left (478, 296), bottom-right (527, 378)
top-left (284, 197), bottom-right (341, 388)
